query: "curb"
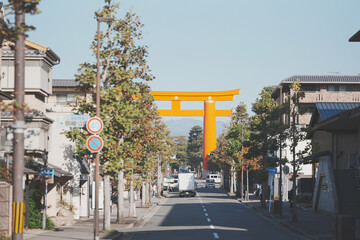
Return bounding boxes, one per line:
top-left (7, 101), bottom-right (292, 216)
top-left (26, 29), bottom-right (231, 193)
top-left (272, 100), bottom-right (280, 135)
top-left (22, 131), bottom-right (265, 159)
top-left (126, 196), bottom-right (167, 229)
top-left (240, 201), bottom-right (322, 240)
top-left (261, 212), bottom-right (317, 240)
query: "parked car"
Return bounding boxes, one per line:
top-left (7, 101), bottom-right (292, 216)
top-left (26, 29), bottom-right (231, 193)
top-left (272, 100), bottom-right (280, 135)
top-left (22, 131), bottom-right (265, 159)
top-left (205, 179), bottom-right (216, 188)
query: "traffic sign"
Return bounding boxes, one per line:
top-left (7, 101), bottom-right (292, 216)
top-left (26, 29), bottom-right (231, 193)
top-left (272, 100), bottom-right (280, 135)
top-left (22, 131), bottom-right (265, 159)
top-left (87, 135), bottom-right (104, 152)
top-left (86, 117), bottom-right (103, 134)
top-left (268, 167), bottom-right (277, 174)
top-left (41, 168), bottom-right (54, 177)
top-left (283, 165), bottom-right (290, 175)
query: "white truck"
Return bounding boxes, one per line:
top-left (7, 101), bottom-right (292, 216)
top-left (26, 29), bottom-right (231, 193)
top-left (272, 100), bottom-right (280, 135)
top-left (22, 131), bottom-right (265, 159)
top-left (178, 173), bottom-right (196, 197)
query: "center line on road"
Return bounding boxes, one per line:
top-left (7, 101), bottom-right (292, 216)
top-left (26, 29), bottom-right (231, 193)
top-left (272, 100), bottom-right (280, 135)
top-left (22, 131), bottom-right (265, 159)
top-left (202, 205), bottom-right (205, 208)
top-left (205, 213), bottom-right (208, 216)
top-left (203, 209), bottom-right (207, 212)
top-left (210, 225), bottom-right (214, 229)
top-left (213, 233), bottom-right (219, 239)
top-left (207, 218), bottom-right (211, 222)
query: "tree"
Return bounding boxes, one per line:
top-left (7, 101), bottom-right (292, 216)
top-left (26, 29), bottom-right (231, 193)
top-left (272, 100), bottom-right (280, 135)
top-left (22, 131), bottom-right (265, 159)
top-left (241, 147), bottom-right (261, 200)
top-left (172, 136), bottom-right (188, 170)
top-left (208, 132), bottom-right (232, 189)
top-left (0, 0), bottom-right (41, 41)
top-left (248, 87), bottom-right (280, 208)
top-left (287, 79), bottom-right (309, 222)
top-left (226, 102), bottom-right (249, 197)
top-left (65, 0), bottom-right (158, 229)
top-left (186, 126), bottom-right (203, 174)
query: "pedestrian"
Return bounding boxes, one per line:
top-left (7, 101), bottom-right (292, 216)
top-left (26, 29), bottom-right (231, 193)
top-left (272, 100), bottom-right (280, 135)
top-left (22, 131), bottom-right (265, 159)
top-left (288, 189), bottom-right (294, 208)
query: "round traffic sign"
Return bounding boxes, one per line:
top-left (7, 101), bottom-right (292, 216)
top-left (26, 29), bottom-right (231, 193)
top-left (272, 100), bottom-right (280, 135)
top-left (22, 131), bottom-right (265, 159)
top-left (86, 135), bottom-right (104, 152)
top-left (87, 117), bottom-right (103, 134)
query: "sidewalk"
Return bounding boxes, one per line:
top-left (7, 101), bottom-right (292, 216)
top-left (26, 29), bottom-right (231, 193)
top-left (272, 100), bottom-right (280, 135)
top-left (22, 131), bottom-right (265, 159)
top-left (235, 193), bottom-right (360, 240)
top-left (23, 194), bottom-right (167, 240)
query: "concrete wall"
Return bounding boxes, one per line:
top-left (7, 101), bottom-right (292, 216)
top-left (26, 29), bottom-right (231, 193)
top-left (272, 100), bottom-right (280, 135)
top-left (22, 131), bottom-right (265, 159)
top-left (1, 58), bottom-right (52, 94)
top-left (336, 133), bottom-right (358, 169)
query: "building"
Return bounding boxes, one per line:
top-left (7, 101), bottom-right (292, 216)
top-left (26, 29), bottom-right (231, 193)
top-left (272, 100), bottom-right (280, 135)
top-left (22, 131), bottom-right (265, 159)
top-left (0, 40), bottom-right (89, 222)
top-left (46, 79), bottom-right (90, 219)
top-left (309, 104), bottom-right (360, 216)
top-left (271, 75), bottom-right (360, 200)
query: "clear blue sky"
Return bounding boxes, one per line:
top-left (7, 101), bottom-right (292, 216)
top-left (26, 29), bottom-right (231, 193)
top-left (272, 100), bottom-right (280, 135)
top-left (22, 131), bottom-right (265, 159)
top-left (15, 0), bottom-right (360, 121)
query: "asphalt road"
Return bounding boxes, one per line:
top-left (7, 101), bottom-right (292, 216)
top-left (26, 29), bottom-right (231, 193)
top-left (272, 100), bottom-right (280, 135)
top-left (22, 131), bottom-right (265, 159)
top-left (121, 182), bottom-right (308, 240)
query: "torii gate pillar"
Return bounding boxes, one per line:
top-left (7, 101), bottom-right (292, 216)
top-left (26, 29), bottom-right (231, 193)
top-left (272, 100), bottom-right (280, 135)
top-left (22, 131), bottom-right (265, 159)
top-left (151, 89), bottom-right (240, 172)
top-left (203, 100), bottom-right (216, 170)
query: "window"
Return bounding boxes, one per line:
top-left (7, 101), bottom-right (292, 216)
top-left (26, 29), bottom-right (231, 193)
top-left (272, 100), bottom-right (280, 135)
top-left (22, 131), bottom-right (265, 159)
top-left (300, 85), bottom-right (316, 92)
top-left (56, 94), bottom-right (76, 106)
top-left (339, 85), bottom-right (347, 92)
top-left (328, 85), bottom-right (338, 92)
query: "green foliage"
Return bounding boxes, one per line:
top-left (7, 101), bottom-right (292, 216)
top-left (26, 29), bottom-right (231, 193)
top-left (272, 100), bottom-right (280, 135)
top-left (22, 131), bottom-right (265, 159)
top-left (248, 88), bottom-right (280, 168)
top-left (172, 136), bottom-right (188, 168)
top-left (65, 1), bottom-right (174, 187)
top-left (0, 163), bottom-right (11, 183)
top-left (28, 187), bottom-right (54, 230)
top-left (186, 126), bottom-right (203, 170)
top-left (1, 0), bottom-right (41, 42)
top-left (0, 234), bottom-right (10, 240)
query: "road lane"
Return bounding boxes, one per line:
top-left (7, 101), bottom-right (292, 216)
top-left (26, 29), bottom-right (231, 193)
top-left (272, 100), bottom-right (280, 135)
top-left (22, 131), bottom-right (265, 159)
top-left (121, 186), bottom-right (308, 240)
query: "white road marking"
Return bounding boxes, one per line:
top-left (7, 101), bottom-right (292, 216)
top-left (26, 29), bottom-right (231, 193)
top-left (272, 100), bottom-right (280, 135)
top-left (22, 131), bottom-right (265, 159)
top-left (213, 232), bottom-right (219, 239)
top-left (205, 213), bottom-right (208, 216)
top-left (210, 225), bottom-right (214, 229)
top-left (207, 218), bottom-right (211, 222)
top-left (202, 205), bottom-right (205, 208)
top-left (203, 209), bottom-right (207, 212)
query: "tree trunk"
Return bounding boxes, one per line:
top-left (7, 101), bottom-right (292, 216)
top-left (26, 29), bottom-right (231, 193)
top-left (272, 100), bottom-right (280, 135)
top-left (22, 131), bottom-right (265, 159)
top-left (246, 167), bottom-right (249, 201)
top-left (234, 171), bottom-right (237, 193)
top-left (145, 180), bottom-right (149, 205)
top-left (129, 178), bottom-right (135, 218)
top-left (292, 103), bottom-right (298, 222)
top-left (220, 169), bottom-right (224, 188)
top-left (142, 180), bottom-right (146, 207)
top-left (116, 168), bottom-right (124, 223)
top-left (156, 154), bottom-right (162, 198)
top-left (261, 181), bottom-right (267, 208)
top-left (103, 174), bottom-right (111, 231)
top-left (230, 167), bottom-right (234, 194)
top-left (241, 164), bottom-right (244, 199)
top-left (148, 179), bottom-right (152, 204)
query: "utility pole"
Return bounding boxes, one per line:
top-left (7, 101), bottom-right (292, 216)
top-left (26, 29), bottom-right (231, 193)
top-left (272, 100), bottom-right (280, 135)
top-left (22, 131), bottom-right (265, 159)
top-left (157, 153), bottom-right (162, 198)
top-left (12, 1), bottom-right (26, 239)
top-left (93, 17), bottom-right (101, 240)
top-left (94, 16), bottom-right (113, 240)
top-left (241, 124), bottom-right (244, 200)
top-left (42, 151), bottom-right (48, 230)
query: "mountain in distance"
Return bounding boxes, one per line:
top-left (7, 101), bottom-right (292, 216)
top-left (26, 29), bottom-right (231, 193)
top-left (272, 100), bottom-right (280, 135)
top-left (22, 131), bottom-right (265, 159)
top-left (164, 118), bottom-right (228, 137)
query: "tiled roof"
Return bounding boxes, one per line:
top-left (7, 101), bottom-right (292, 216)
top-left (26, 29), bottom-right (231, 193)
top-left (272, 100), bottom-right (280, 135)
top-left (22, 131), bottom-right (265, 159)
top-left (282, 75), bottom-right (360, 84)
top-left (53, 79), bottom-right (79, 87)
top-left (315, 102), bottom-right (360, 121)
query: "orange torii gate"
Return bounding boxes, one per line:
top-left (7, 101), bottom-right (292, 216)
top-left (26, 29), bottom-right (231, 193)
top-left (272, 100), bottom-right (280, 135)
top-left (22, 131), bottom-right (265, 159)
top-left (151, 89), bottom-right (240, 171)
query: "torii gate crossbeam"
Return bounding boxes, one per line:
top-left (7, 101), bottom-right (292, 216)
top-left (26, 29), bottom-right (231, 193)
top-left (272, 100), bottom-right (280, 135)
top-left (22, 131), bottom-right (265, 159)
top-left (151, 89), bottom-right (240, 172)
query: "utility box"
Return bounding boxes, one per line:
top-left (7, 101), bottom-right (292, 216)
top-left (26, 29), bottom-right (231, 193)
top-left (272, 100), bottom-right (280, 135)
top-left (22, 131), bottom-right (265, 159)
top-left (333, 215), bottom-right (355, 240)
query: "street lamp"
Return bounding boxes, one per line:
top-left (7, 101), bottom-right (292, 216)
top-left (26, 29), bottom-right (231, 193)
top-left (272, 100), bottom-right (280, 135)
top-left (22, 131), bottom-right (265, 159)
top-left (94, 16), bottom-right (113, 240)
top-left (4, 140), bottom-right (12, 170)
top-left (42, 150), bottom-right (48, 230)
top-left (349, 30), bottom-right (360, 42)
